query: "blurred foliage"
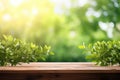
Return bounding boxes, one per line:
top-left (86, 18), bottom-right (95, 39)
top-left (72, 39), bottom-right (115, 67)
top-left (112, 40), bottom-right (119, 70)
top-left (0, 0), bottom-right (120, 62)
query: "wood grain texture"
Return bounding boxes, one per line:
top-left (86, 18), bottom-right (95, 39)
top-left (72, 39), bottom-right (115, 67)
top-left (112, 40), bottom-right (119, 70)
top-left (0, 62), bottom-right (120, 73)
top-left (0, 62), bottom-right (120, 80)
top-left (0, 73), bottom-right (120, 80)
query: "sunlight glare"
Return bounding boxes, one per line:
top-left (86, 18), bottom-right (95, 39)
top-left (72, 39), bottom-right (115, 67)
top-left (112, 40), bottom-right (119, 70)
top-left (0, 2), bottom-right (4, 11)
top-left (22, 9), bottom-right (29, 16)
top-left (10, 0), bottom-right (23, 7)
top-left (69, 31), bottom-right (76, 38)
top-left (78, 0), bottom-right (88, 7)
top-left (32, 8), bottom-right (38, 15)
top-left (99, 21), bottom-right (114, 38)
top-left (51, 0), bottom-right (89, 14)
top-left (86, 8), bottom-right (101, 18)
top-left (2, 14), bottom-right (11, 21)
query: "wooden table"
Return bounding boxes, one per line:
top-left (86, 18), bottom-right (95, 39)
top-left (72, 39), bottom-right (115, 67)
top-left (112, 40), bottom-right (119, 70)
top-left (0, 62), bottom-right (120, 80)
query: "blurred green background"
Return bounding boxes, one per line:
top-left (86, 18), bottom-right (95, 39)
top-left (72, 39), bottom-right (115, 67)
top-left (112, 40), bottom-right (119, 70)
top-left (0, 0), bottom-right (120, 62)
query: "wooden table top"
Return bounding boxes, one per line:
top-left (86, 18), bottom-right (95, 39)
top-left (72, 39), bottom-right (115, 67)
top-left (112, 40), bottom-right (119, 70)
top-left (0, 62), bottom-right (120, 73)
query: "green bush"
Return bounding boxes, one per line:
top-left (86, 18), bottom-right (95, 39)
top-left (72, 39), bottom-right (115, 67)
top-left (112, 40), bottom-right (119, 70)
top-left (87, 41), bottom-right (120, 66)
top-left (0, 35), bottom-right (53, 66)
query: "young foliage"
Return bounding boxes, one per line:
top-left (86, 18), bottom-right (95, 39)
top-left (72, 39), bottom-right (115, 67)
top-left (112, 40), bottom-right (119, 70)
top-left (0, 35), bottom-right (53, 66)
top-left (87, 41), bottom-right (120, 66)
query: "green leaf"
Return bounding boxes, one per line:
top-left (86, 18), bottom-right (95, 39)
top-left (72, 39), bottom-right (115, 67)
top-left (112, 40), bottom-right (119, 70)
top-left (0, 35), bottom-right (53, 66)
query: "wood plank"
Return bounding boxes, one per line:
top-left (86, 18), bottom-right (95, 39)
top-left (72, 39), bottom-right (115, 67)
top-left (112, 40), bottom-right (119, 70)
top-left (0, 62), bottom-right (120, 73)
top-left (0, 73), bottom-right (120, 80)
top-left (0, 62), bottom-right (120, 80)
